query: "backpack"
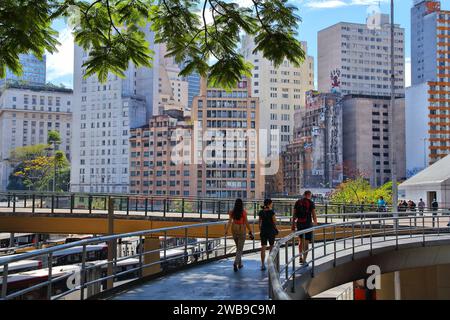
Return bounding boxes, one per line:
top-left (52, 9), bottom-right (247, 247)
top-left (294, 199), bottom-right (310, 224)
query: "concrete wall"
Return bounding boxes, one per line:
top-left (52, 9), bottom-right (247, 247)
top-left (405, 83), bottom-right (430, 177)
top-left (377, 264), bottom-right (450, 300)
top-left (342, 95), bottom-right (406, 186)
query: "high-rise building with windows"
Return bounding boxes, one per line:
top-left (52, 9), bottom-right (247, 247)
top-left (283, 91), bottom-right (343, 194)
top-left (318, 12), bottom-right (405, 97)
top-left (407, 0), bottom-right (450, 172)
top-left (0, 83), bottom-right (73, 191)
top-left (70, 31), bottom-right (161, 194)
top-left (129, 110), bottom-right (195, 196)
top-left (241, 36), bottom-right (314, 151)
top-left (342, 94), bottom-right (406, 187)
top-left (192, 78), bottom-right (264, 199)
top-left (0, 54), bottom-right (46, 87)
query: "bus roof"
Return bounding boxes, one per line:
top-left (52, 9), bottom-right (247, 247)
top-left (0, 259), bottom-right (40, 272)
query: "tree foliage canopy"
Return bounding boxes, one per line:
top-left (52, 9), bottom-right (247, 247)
top-left (330, 178), bottom-right (395, 205)
top-left (0, 0), bottom-right (305, 88)
top-left (7, 137), bottom-right (70, 192)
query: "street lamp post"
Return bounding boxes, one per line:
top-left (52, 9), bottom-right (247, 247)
top-left (423, 137), bottom-right (428, 168)
top-left (390, 0), bottom-right (401, 300)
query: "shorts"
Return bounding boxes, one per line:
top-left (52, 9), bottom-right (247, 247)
top-left (297, 223), bottom-right (313, 241)
top-left (260, 233), bottom-right (275, 246)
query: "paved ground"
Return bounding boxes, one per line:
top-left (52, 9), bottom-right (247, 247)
top-left (110, 252), bottom-right (271, 300)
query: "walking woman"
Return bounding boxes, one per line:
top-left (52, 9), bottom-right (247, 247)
top-left (225, 199), bottom-right (254, 272)
top-left (258, 199), bottom-right (278, 271)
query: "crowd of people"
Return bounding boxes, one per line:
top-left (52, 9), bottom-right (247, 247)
top-left (396, 198), bottom-right (439, 214)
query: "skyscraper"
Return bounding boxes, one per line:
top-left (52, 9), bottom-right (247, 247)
top-left (283, 91), bottom-right (343, 194)
top-left (318, 12), bottom-right (405, 97)
top-left (241, 35), bottom-right (314, 151)
top-left (407, 0), bottom-right (450, 171)
top-left (192, 77), bottom-right (264, 199)
top-left (0, 54), bottom-right (46, 86)
top-left (70, 30), bottom-right (160, 194)
top-left (0, 84), bottom-right (73, 191)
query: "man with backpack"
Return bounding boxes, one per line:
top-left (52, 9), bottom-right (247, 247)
top-left (291, 190), bottom-right (318, 265)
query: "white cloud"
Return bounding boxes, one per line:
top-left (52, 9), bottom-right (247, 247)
top-left (405, 57), bottom-right (411, 88)
top-left (46, 27), bottom-right (74, 87)
top-left (305, 0), bottom-right (388, 9)
top-left (306, 0), bottom-right (347, 8)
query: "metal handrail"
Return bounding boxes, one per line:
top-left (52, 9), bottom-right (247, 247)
top-left (4, 190), bottom-right (439, 215)
top-left (1, 215), bottom-right (280, 300)
top-left (268, 214), bottom-right (450, 300)
top-left (2, 190), bottom-right (447, 222)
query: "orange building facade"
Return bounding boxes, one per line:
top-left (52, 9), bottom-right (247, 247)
top-left (428, 10), bottom-right (450, 163)
top-left (129, 111), bottom-right (196, 196)
top-left (191, 78), bottom-right (264, 199)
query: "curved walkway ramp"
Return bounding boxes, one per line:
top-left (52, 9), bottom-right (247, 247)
top-left (268, 215), bottom-right (450, 300)
top-left (110, 253), bottom-right (270, 300)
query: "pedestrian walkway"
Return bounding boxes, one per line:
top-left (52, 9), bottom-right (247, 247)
top-left (111, 253), bottom-right (270, 300)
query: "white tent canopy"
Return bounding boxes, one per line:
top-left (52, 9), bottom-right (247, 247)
top-left (399, 155), bottom-right (450, 207)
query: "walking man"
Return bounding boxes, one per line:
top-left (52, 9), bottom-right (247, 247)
top-left (291, 191), bottom-right (318, 265)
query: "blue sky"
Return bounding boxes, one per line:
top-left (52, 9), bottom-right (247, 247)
top-left (47, 0), bottom-right (418, 89)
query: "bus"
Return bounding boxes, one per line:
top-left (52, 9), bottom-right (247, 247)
top-left (0, 259), bottom-right (42, 274)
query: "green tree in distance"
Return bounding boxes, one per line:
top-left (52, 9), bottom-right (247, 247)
top-left (0, 0), bottom-right (305, 89)
top-left (330, 178), bottom-right (395, 205)
top-left (7, 131), bottom-right (70, 191)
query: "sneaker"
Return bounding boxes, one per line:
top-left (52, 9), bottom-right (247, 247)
top-left (238, 264), bottom-right (243, 269)
top-left (233, 264), bottom-right (238, 272)
top-left (261, 265), bottom-right (266, 271)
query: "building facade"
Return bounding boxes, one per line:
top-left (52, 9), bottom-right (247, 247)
top-left (0, 54), bottom-right (46, 87)
top-left (318, 13), bottom-right (405, 97)
top-left (0, 84), bottom-right (73, 191)
top-left (241, 35), bottom-right (314, 151)
top-left (129, 110), bottom-right (195, 196)
top-left (409, 0), bottom-right (450, 166)
top-left (283, 91), bottom-right (343, 195)
top-left (157, 45), bottom-right (189, 114)
top-left (405, 82), bottom-right (430, 176)
top-left (192, 78), bottom-right (264, 199)
top-left (71, 31), bottom-right (160, 194)
top-left (342, 94), bottom-right (406, 187)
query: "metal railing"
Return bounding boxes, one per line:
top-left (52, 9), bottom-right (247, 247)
top-left (1, 191), bottom-right (446, 221)
top-left (0, 212), bottom-right (294, 300)
top-left (0, 221), bottom-right (231, 300)
top-left (268, 211), bottom-right (450, 300)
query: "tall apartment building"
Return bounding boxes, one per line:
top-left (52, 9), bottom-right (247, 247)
top-left (241, 35), bottom-right (314, 151)
top-left (129, 110), bottom-right (195, 196)
top-left (342, 95), bottom-right (406, 187)
top-left (0, 83), bottom-right (73, 190)
top-left (0, 54), bottom-right (46, 87)
top-left (283, 91), bottom-right (343, 195)
top-left (318, 12), bottom-right (405, 96)
top-left (192, 78), bottom-right (264, 199)
top-left (71, 31), bottom-right (161, 193)
top-left (407, 0), bottom-right (450, 172)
